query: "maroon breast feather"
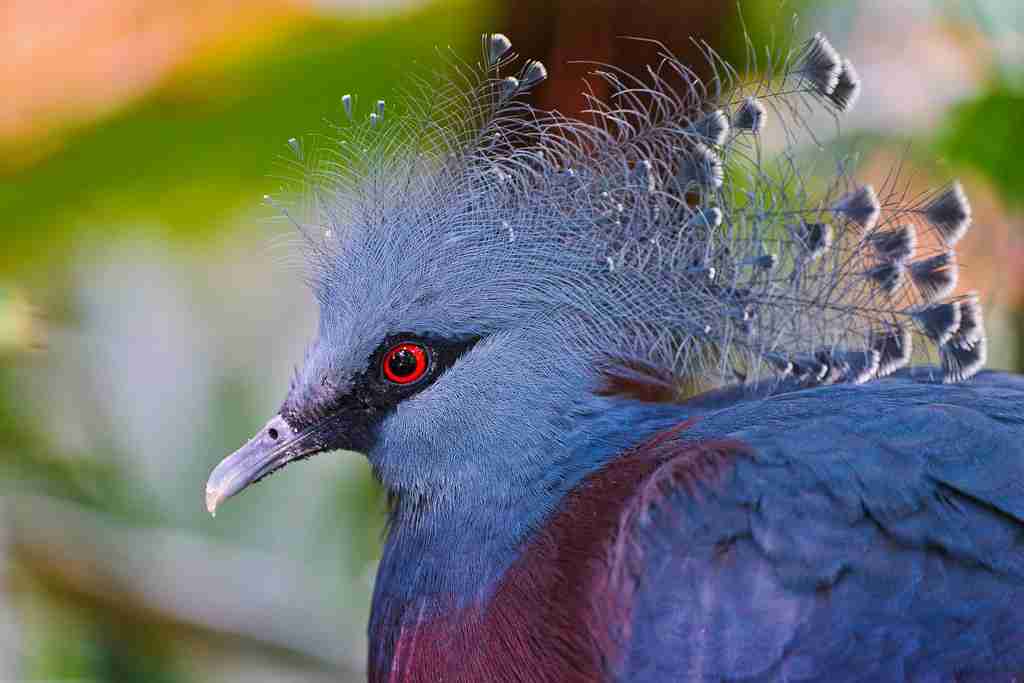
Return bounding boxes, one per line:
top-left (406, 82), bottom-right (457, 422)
top-left (380, 418), bottom-right (751, 683)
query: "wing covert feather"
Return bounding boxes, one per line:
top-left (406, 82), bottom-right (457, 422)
top-left (616, 372), bottom-right (1024, 682)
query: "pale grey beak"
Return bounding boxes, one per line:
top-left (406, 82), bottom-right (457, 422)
top-left (205, 414), bottom-right (312, 516)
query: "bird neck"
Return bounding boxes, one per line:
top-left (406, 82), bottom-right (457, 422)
top-left (368, 393), bottom-right (685, 678)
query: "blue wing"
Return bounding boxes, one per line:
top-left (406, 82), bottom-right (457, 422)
top-left (618, 371), bottom-right (1024, 682)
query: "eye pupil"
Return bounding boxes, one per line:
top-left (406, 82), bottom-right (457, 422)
top-left (388, 349), bottom-right (417, 377)
top-left (382, 342), bottom-right (429, 384)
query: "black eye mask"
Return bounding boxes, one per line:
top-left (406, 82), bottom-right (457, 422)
top-left (281, 333), bottom-right (481, 444)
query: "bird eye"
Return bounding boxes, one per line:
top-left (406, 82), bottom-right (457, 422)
top-left (382, 342), bottom-right (429, 385)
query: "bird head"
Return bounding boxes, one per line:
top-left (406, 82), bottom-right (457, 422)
top-left (204, 47), bottom-right (601, 513)
top-left (204, 202), bottom-right (600, 515)
top-left (206, 32), bottom-right (983, 514)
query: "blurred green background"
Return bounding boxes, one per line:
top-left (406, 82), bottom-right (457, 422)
top-left (1, 0), bottom-right (1021, 680)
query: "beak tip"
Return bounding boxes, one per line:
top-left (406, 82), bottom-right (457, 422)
top-left (205, 485), bottom-right (221, 517)
top-left (204, 413), bottom-right (310, 519)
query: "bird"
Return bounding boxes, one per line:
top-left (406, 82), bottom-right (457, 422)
top-left (205, 28), bottom-right (1024, 682)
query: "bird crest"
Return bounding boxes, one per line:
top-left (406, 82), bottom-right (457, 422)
top-left (281, 28), bottom-right (985, 396)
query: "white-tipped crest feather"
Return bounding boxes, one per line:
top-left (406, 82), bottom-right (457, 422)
top-left (910, 252), bottom-right (958, 303)
top-left (734, 97), bottom-right (766, 133)
top-left (868, 225), bottom-right (916, 262)
top-left (832, 185), bottom-right (881, 232)
top-left (488, 33), bottom-right (513, 66)
top-left (921, 181), bottom-right (972, 245)
top-left (827, 58), bottom-right (861, 112)
top-left (797, 33), bottom-right (842, 97)
top-left (690, 109), bottom-right (730, 146)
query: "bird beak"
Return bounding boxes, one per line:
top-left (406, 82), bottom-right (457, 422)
top-left (205, 413), bottom-right (326, 516)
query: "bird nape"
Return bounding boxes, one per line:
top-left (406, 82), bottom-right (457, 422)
top-left (206, 29), bottom-right (1024, 682)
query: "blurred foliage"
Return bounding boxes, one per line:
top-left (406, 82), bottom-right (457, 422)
top-left (21, 600), bottom-right (180, 683)
top-left (717, 0), bottom-right (820, 64)
top-left (939, 82), bottom-right (1024, 209)
top-left (0, 366), bottom-right (137, 518)
top-left (0, 0), bottom-right (495, 280)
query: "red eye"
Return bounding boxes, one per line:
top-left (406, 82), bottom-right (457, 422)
top-left (382, 342), bottom-right (429, 384)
